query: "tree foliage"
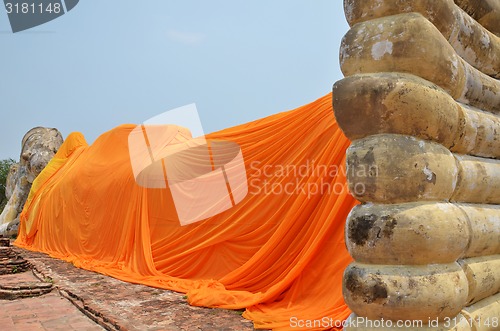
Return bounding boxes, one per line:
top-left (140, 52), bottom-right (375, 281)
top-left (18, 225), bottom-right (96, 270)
top-left (0, 158), bottom-right (16, 213)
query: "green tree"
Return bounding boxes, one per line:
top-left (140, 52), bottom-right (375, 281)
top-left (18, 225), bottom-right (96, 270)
top-left (0, 158), bottom-right (16, 213)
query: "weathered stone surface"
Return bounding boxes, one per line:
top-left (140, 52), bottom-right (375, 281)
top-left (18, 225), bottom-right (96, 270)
top-left (333, 73), bottom-right (500, 158)
top-left (343, 262), bottom-right (469, 321)
top-left (459, 255), bottom-right (500, 306)
top-left (4, 163), bottom-right (18, 202)
top-left (347, 134), bottom-right (500, 204)
top-left (0, 127), bottom-right (63, 236)
top-left (0, 281), bottom-right (53, 300)
top-left (459, 204), bottom-right (500, 258)
top-left (344, 313), bottom-right (472, 330)
top-left (0, 236), bottom-right (11, 247)
top-left (346, 202), bottom-right (500, 263)
top-left (451, 155), bottom-right (500, 204)
top-left (0, 237), bottom-right (30, 275)
top-left (346, 134), bottom-right (458, 203)
top-left (339, 0), bottom-right (500, 327)
top-left (461, 292), bottom-right (500, 331)
top-left (343, 0), bottom-right (500, 78)
top-left (340, 13), bottom-right (500, 113)
top-left (345, 202), bottom-right (470, 265)
top-left (454, 0), bottom-right (500, 37)
top-left (15, 247), bottom-right (257, 331)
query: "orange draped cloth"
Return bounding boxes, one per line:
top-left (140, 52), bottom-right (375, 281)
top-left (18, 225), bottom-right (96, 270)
top-left (15, 93), bottom-right (357, 330)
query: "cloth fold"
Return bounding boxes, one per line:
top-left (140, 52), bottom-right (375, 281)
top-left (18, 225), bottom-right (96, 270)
top-left (15, 93), bottom-right (357, 330)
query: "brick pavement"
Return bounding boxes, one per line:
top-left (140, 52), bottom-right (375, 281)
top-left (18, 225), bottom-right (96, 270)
top-left (0, 289), bottom-right (104, 331)
top-left (0, 250), bottom-right (104, 331)
top-left (10, 247), bottom-right (258, 331)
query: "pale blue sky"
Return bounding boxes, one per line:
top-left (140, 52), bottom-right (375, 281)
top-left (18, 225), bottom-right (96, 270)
top-left (0, 1), bottom-right (349, 160)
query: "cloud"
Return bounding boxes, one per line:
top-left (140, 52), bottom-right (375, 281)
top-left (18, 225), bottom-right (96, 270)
top-left (166, 29), bottom-right (204, 45)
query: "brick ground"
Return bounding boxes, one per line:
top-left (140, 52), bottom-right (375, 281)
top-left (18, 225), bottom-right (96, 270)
top-left (11, 247), bottom-right (259, 331)
top-left (0, 291), bottom-right (104, 331)
top-left (0, 268), bottom-right (104, 330)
